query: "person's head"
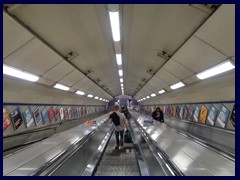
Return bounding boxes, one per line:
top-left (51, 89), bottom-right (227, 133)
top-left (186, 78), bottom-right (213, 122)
top-left (156, 107), bottom-right (161, 112)
top-left (114, 105), bottom-right (120, 112)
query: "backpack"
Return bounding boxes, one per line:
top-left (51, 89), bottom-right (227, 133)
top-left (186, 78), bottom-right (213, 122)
top-left (110, 112), bottom-right (120, 126)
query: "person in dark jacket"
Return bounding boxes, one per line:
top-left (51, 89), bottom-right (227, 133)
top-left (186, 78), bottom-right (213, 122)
top-left (152, 107), bottom-right (164, 122)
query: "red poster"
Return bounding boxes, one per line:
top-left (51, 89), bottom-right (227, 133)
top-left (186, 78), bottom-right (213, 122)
top-left (55, 107), bottom-right (60, 121)
top-left (48, 107), bottom-right (55, 122)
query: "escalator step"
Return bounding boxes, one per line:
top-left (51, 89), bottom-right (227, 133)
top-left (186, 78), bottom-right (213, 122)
top-left (94, 172), bottom-right (140, 176)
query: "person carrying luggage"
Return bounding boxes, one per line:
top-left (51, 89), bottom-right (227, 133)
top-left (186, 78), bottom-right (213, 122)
top-left (109, 105), bottom-right (128, 150)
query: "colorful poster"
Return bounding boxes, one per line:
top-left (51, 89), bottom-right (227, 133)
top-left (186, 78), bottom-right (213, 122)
top-left (41, 107), bottom-right (49, 124)
top-left (172, 106), bottom-right (176, 117)
top-left (179, 106), bottom-right (184, 119)
top-left (73, 106), bottom-right (77, 118)
top-left (60, 107), bottom-right (64, 120)
top-left (68, 107), bottom-right (72, 119)
top-left (207, 105), bottom-right (218, 126)
top-left (22, 106), bottom-right (34, 127)
top-left (11, 107), bottom-right (23, 130)
top-left (193, 106), bottom-right (200, 122)
top-left (217, 105), bottom-right (229, 128)
top-left (54, 107), bottom-right (60, 121)
top-left (176, 106), bottom-right (180, 118)
top-left (230, 105), bottom-right (235, 127)
top-left (199, 105), bottom-right (208, 124)
top-left (3, 107), bottom-right (11, 131)
top-left (64, 107), bottom-right (68, 120)
top-left (33, 107), bottom-right (42, 126)
top-left (183, 106), bottom-right (188, 119)
top-left (48, 107), bottom-right (55, 122)
top-left (187, 105), bottom-right (194, 121)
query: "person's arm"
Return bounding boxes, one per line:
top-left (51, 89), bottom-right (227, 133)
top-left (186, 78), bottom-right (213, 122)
top-left (124, 119), bottom-right (128, 130)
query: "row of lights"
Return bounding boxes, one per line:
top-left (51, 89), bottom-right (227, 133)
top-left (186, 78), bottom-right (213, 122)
top-left (3, 64), bottom-right (109, 102)
top-left (108, 5), bottom-right (124, 95)
top-left (138, 59), bottom-right (235, 102)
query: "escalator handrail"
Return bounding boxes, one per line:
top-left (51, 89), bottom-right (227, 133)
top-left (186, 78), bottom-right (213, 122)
top-left (29, 118), bottom-right (109, 176)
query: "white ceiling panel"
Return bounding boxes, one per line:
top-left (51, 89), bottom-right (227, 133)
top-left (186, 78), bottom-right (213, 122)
top-left (4, 38), bottom-right (63, 75)
top-left (37, 77), bottom-right (55, 86)
top-left (42, 60), bottom-right (75, 82)
top-left (3, 12), bottom-right (34, 59)
top-left (183, 75), bottom-right (200, 85)
top-left (59, 69), bottom-right (86, 87)
top-left (163, 60), bottom-right (194, 80)
top-left (173, 36), bottom-right (226, 73)
top-left (155, 69), bottom-right (179, 85)
top-left (195, 4), bottom-right (235, 57)
top-left (69, 87), bottom-right (77, 93)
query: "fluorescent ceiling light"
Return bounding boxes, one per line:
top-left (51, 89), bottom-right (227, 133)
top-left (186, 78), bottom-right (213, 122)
top-left (94, 96), bottom-right (99, 99)
top-left (158, 89), bottom-right (166, 94)
top-left (54, 83), bottom-right (70, 91)
top-left (116, 54), bottom-right (122, 65)
top-left (196, 60), bottom-right (235, 80)
top-left (170, 81), bottom-right (185, 90)
top-left (146, 96), bottom-right (150, 99)
top-left (118, 70), bottom-right (123, 76)
top-left (109, 11), bottom-right (120, 41)
top-left (143, 98), bottom-right (146, 100)
top-left (121, 83), bottom-right (123, 87)
top-left (99, 98), bottom-right (103, 100)
top-left (75, 90), bottom-right (85, 95)
top-left (151, 93), bottom-right (156, 97)
top-left (3, 64), bottom-right (39, 82)
top-left (120, 78), bottom-right (123, 83)
top-left (87, 94), bottom-right (93, 98)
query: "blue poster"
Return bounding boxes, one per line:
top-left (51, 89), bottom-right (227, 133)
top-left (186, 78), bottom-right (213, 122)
top-left (33, 107), bottom-right (42, 126)
top-left (22, 106), bottom-right (34, 128)
top-left (217, 105), bottom-right (229, 128)
top-left (207, 105), bottom-right (218, 126)
top-left (41, 107), bottom-right (49, 124)
top-left (193, 106), bottom-right (200, 122)
top-left (11, 107), bottom-right (23, 130)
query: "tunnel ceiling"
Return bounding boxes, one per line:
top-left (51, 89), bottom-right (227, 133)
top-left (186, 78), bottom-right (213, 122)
top-left (3, 4), bottom-right (235, 101)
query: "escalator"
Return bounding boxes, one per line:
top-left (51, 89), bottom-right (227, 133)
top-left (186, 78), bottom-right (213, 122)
top-left (94, 133), bottom-right (140, 176)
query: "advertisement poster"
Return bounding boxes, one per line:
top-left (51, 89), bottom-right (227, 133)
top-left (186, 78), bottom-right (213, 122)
top-left (199, 105), bottom-right (208, 124)
top-left (187, 106), bottom-right (194, 121)
top-left (172, 106), bottom-right (176, 117)
top-left (11, 107), bottom-right (24, 130)
top-left (207, 105), bottom-right (218, 126)
top-left (217, 105), bottom-right (229, 128)
top-left (183, 106), bottom-right (188, 119)
top-left (84, 107), bottom-right (87, 115)
top-left (176, 106), bottom-right (180, 118)
top-left (60, 107), bottom-right (64, 120)
top-left (22, 106), bottom-right (34, 127)
top-left (230, 105), bottom-right (235, 127)
top-left (64, 107), bottom-right (68, 120)
top-left (3, 107), bottom-right (11, 131)
top-left (33, 107), bottom-right (42, 126)
top-left (68, 107), bottom-right (72, 119)
top-left (41, 107), bottom-right (49, 124)
top-left (179, 106), bottom-right (184, 119)
top-left (193, 106), bottom-right (200, 122)
top-left (80, 107), bottom-right (84, 116)
top-left (73, 106), bottom-right (77, 118)
top-left (48, 107), bottom-right (55, 122)
top-left (54, 107), bottom-right (60, 121)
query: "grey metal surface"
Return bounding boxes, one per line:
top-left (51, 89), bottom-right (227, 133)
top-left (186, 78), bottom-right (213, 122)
top-left (164, 116), bottom-right (235, 154)
top-left (132, 112), bottom-right (235, 176)
top-left (94, 132), bottom-right (140, 176)
top-left (3, 114), bottom-right (109, 176)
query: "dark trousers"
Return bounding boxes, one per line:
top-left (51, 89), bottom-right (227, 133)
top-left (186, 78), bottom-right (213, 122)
top-left (115, 130), bottom-right (124, 147)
